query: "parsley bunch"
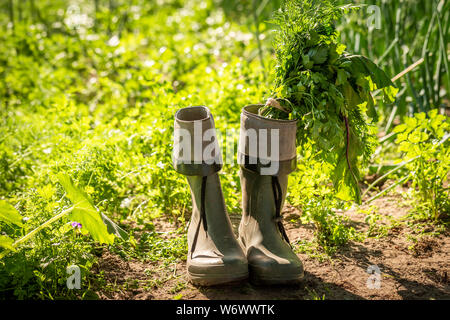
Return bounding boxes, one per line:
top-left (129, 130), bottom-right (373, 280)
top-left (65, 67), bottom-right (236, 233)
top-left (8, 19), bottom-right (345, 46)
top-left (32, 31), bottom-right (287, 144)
top-left (260, 0), bottom-right (397, 204)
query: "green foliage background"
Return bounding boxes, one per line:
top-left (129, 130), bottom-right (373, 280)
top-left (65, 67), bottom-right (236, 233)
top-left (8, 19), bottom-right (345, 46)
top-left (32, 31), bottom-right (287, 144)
top-left (0, 0), bottom-right (448, 299)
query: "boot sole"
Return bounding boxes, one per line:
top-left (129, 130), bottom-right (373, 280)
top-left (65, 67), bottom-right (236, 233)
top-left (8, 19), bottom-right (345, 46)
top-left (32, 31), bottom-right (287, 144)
top-left (249, 266), bottom-right (304, 286)
top-left (188, 271), bottom-right (249, 287)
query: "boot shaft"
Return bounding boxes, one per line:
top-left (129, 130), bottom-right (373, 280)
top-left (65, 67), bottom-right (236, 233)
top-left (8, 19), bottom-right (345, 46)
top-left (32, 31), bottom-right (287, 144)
top-left (172, 106), bottom-right (232, 246)
top-left (185, 173), bottom-right (234, 242)
top-left (239, 168), bottom-right (289, 223)
top-left (238, 104), bottom-right (297, 250)
top-left (237, 105), bottom-right (304, 284)
top-left (172, 106), bottom-right (248, 284)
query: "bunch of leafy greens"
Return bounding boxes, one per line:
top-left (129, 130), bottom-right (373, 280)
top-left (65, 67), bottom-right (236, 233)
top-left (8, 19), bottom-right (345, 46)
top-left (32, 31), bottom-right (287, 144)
top-left (260, 0), bottom-right (398, 204)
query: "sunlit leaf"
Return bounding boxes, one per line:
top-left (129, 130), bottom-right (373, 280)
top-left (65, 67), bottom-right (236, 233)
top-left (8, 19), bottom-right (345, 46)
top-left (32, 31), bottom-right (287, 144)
top-left (0, 235), bottom-right (15, 252)
top-left (57, 173), bottom-right (116, 244)
top-left (0, 200), bottom-right (24, 228)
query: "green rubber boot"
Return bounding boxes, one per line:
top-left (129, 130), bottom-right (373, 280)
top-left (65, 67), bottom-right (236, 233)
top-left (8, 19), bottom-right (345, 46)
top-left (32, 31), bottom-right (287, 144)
top-left (237, 104), bottom-right (304, 285)
top-left (173, 106), bottom-right (248, 286)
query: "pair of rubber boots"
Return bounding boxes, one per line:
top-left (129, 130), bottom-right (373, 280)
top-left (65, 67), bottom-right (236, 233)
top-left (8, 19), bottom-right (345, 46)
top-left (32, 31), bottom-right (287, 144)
top-left (172, 105), bottom-right (304, 286)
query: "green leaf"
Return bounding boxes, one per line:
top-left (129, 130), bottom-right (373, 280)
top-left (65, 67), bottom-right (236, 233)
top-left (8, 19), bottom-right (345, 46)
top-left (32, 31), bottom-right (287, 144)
top-left (308, 46), bottom-right (328, 64)
top-left (57, 173), bottom-right (116, 244)
top-left (302, 54), bottom-right (313, 69)
top-left (365, 92), bottom-right (377, 122)
top-left (383, 85), bottom-right (399, 103)
top-left (336, 43), bottom-right (346, 55)
top-left (0, 200), bottom-right (24, 227)
top-left (408, 131), bottom-right (429, 144)
top-left (342, 82), bottom-right (363, 109)
top-left (333, 155), bottom-right (362, 204)
top-left (340, 54), bottom-right (394, 89)
top-left (335, 69), bottom-right (348, 86)
top-left (101, 212), bottom-right (129, 240)
top-left (0, 235), bottom-right (15, 252)
top-left (395, 132), bottom-right (409, 143)
top-left (393, 124), bottom-right (407, 133)
top-left (332, 126), bottom-right (362, 204)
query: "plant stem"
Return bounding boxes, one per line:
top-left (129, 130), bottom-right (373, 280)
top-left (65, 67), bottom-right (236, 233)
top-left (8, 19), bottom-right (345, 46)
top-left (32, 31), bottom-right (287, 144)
top-left (362, 156), bottom-right (419, 199)
top-left (366, 175), bottom-right (409, 203)
top-left (372, 58), bottom-right (425, 99)
top-left (8, 0), bottom-right (14, 32)
top-left (391, 57), bottom-right (425, 82)
top-left (344, 115), bottom-right (351, 172)
top-left (376, 37), bottom-right (398, 64)
top-left (252, 0), bottom-right (266, 79)
top-left (364, 133), bottom-right (449, 199)
top-left (435, 3), bottom-right (450, 97)
top-left (94, 0), bottom-right (99, 31)
top-left (12, 206), bottom-right (74, 248)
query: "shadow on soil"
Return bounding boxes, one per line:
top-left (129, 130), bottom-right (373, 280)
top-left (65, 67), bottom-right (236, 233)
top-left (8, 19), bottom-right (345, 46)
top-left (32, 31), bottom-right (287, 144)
top-left (337, 241), bottom-right (450, 300)
top-left (195, 271), bottom-right (364, 300)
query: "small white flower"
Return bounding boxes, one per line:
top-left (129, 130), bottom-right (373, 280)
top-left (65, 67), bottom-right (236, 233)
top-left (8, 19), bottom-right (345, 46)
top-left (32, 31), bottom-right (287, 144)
top-left (120, 198), bottom-right (132, 209)
top-left (107, 35), bottom-right (120, 47)
top-left (144, 60), bottom-right (155, 67)
top-left (157, 161), bottom-right (166, 169)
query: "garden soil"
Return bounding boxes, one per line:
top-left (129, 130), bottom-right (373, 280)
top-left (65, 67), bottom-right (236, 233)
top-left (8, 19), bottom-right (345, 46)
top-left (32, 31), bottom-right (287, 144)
top-left (92, 191), bottom-right (449, 300)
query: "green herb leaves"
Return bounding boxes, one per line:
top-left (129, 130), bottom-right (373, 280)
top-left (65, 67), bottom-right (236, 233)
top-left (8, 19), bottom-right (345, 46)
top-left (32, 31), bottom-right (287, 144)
top-left (308, 46), bottom-right (329, 65)
top-left (393, 111), bottom-right (449, 220)
top-left (338, 54), bottom-right (394, 89)
top-left (264, 0), bottom-right (397, 204)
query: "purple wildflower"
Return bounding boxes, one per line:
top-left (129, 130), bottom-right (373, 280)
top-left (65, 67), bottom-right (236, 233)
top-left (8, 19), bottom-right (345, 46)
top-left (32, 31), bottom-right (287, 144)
top-left (71, 221), bottom-right (82, 229)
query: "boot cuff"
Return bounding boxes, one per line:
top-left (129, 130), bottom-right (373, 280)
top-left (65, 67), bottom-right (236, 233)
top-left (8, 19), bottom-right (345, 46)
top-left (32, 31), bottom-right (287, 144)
top-left (238, 104), bottom-right (297, 175)
top-left (173, 106), bottom-right (222, 176)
